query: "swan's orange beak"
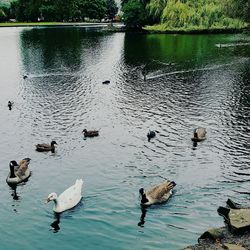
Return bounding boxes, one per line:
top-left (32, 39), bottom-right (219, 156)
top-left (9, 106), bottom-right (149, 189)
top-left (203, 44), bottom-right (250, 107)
top-left (45, 198), bottom-right (50, 204)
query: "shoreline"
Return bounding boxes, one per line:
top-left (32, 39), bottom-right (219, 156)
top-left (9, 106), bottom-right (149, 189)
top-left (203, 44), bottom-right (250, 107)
top-left (0, 22), bottom-right (116, 28)
top-left (1, 22), bottom-right (249, 35)
top-left (143, 26), bottom-right (249, 35)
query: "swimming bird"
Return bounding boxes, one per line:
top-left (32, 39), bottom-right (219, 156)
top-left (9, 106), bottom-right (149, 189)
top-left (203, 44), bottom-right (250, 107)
top-left (36, 141), bottom-right (57, 152)
top-left (6, 158), bottom-right (31, 185)
top-left (102, 80), bottom-right (110, 84)
top-left (139, 181), bottom-right (176, 206)
top-left (8, 101), bottom-right (13, 110)
top-left (23, 75), bottom-right (28, 79)
top-left (147, 130), bottom-right (159, 142)
top-left (191, 127), bottom-right (206, 142)
top-left (82, 129), bottom-right (99, 137)
top-left (46, 179), bottom-right (83, 213)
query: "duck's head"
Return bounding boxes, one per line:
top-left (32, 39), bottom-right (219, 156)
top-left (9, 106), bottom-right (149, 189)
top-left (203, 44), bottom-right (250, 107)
top-left (82, 129), bottom-right (87, 133)
top-left (51, 141), bottom-right (57, 146)
top-left (139, 188), bottom-right (149, 204)
top-left (46, 192), bottom-right (58, 203)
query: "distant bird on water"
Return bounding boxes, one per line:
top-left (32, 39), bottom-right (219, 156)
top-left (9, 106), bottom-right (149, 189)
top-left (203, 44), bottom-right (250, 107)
top-left (102, 80), bottom-right (110, 84)
top-left (147, 130), bottom-right (159, 142)
top-left (191, 127), bottom-right (206, 142)
top-left (8, 101), bottom-right (13, 110)
top-left (82, 129), bottom-right (99, 137)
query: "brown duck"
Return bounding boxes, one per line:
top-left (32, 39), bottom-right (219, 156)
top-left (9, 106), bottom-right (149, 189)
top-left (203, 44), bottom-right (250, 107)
top-left (36, 141), bottom-right (57, 152)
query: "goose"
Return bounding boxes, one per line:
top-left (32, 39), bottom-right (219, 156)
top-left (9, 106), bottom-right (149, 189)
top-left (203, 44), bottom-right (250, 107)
top-left (82, 129), bottom-right (99, 137)
top-left (191, 127), bottom-right (206, 142)
top-left (102, 80), bottom-right (110, 84)
top-left (46, 179), bottom-right (83, 213)
top-left (8, 101), bottom-right (13, 110)
top-left (147, 130), bottom-right (159, 142)
top-left (6, 158), bottom-right (31, 185)
top-left (139, 181), bottom-right (176, 206)
top-left (36, 141), bottom-right (57, 152)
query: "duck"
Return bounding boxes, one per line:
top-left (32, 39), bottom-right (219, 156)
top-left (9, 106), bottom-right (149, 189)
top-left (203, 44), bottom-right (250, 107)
top-left (147, 130), bottom-right (159, 142)
top-left (102, 80), bottom-right (110, 84)
top-left (6, 158), bottom-right (31, 185)
top-left (46, 179), bottom-right (83, 213)
top-left (139, 180), bottom-right (176, 206)
top-left (36, 141), bottom-right (57, 152)
top-left (191, 127), bottom-right (206, 142)
top-left (8, 101), bottom-right (13, 110)
top-left (82, 129), bottom-right (99, 137)
top-left (23, 75), bottom-right (28, 79)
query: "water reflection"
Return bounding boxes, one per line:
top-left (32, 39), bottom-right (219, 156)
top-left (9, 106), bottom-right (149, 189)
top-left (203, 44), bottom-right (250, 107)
top-left (138, 207), bottom-right (147, 227)
top-left (50, 213), bottom-right (60, 233)
top-left (10, 185), bottom-right (20, 200)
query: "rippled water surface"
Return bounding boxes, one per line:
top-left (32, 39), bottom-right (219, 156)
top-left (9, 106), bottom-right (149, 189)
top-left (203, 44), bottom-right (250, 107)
top-left (0, 27), bottom-right (249, 250)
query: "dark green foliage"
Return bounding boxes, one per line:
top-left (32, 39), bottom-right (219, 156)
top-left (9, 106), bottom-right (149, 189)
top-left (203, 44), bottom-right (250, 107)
top-left (10, 0), bottom-right (109, 22)
top-left (79, 0), bottom-right (107, 21)
top-left (106, 0), bottom-right (118, 19)
top-left (122, 0), bottom-right (148, 28)
top-left (224, 0), bottom-right (250, 23)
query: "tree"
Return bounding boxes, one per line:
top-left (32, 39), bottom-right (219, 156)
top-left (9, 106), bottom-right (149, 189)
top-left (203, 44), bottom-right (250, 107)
top-left (224, 0), bottom-right (250, 23)
top-left (106, 0), bottom-right (118, 20)
top-left (122, 0), bottom-right (147, 28)
top-left (0, 8), bottom-right (6, 22)
top-left (146, 0), bottom-right (166, 22)
top-left (78, 0), bottom-right (107, 21)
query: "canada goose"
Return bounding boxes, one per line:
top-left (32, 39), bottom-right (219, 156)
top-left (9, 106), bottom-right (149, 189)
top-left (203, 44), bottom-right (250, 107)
top-left (6, 158), bottom-right (31, 185)
top-left (36, 141), bottom-right (57, 152)
top-left (139, 181), bottom-right (176, 206)
top-left (147, 130), bottom-right (159, 142)
top-left (191, 127), bottom-right (206, 142)
top-left (82, 129), bottom-right (99, 137)
top-left (46, 179), bottom-right (83, 213)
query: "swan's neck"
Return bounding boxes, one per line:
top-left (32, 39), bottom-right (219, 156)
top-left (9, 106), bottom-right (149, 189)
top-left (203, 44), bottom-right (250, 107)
top-left (53, 198), bottom-right (60, 209)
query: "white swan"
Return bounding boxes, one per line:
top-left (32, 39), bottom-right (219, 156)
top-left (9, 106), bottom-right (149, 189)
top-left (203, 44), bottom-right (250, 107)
top-left (6, 158), bottom-right (31, 185)
top-left (46, 179), bottom-right (83, 213)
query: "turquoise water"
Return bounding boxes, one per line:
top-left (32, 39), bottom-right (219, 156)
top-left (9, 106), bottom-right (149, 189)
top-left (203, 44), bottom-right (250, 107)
top-left (0, 27), bottom-right (249, 250)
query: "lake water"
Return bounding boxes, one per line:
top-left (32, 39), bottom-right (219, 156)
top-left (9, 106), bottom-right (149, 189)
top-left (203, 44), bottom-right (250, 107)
top-left (0, 27), bottom-right (249, 250)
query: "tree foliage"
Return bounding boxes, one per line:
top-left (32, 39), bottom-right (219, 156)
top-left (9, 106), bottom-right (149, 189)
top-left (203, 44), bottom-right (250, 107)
top-left (3, 0), bottom-right (113, 22)
top-left (122, 0), bottom-right (147, 28)
top-left (106, 0), bottom-right (118, 19)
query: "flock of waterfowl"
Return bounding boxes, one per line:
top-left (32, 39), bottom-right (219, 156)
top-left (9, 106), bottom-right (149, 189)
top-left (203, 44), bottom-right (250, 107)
top-left (5, 99), bottom-right (206, 215)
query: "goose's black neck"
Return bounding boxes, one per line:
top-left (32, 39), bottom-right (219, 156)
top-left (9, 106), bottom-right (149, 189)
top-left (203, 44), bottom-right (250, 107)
top-left (141, 194), bottom-right (149, 204)
top-left (9, 164), bottom-right (16, 178)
